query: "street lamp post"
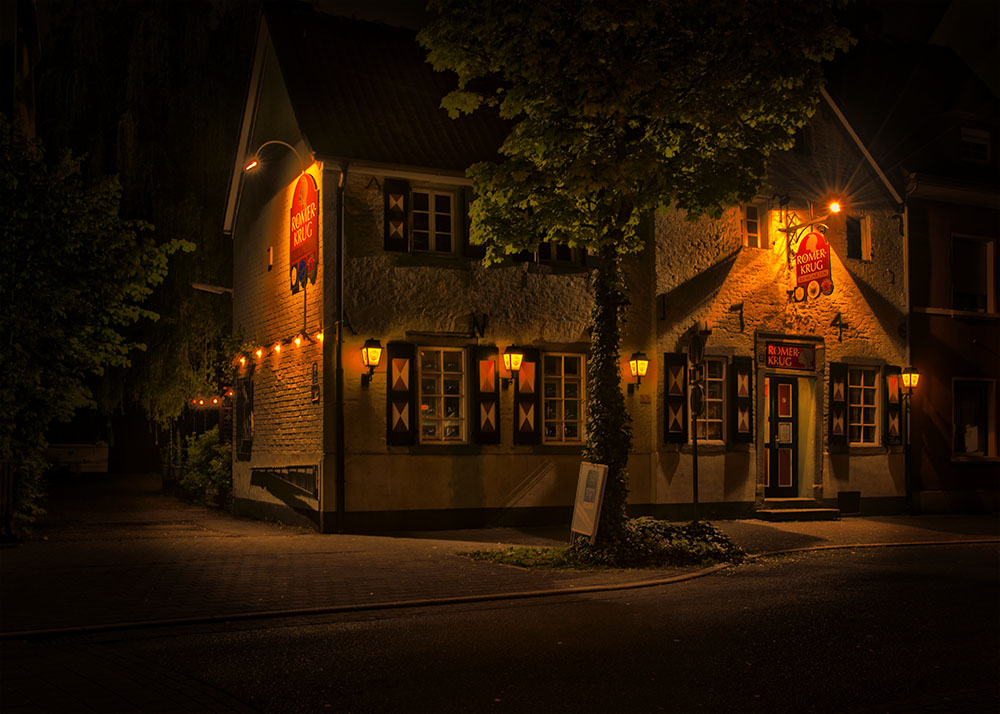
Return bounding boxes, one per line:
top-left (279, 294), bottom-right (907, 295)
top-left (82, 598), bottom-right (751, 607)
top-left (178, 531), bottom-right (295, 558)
top-left (901, 366), bottom-right (920, 511)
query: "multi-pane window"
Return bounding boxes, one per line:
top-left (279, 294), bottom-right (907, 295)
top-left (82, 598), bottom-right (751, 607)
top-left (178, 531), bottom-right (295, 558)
top-left (742, 205), bottom-right (767, 248)
top-left (952, 236), bottom-right (994, 313)
top-left (418, 348), bottom-right (465, 443)
top-left (954, 380), bottom-right (995, 456)
top-left (412, 190), bottom-right (454, 253)
top-left (848, 368), bottom-right (879, 445)
top-left (543, 354), bottom-right (585, 444)
top-left (693, 358), bottom-right (726, 441)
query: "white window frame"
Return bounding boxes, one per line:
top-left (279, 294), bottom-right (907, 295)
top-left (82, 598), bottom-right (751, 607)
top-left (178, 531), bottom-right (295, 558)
top-left (417, 347), bottom-right (466, 444)
top-left (542, 353), bottom-right (586, 444)
top-left (692, 357), bottom-right (726, 443)
top-left (951, 234), bottom-right (996, 313)
top-left (741, 204), bottom-right (768, 249)
top-left (952, 378), bottom-right (997, 458)
top-left (847, 367), bottom-right (880, 446)
top-left (411, 189), bottom-right (456, 254)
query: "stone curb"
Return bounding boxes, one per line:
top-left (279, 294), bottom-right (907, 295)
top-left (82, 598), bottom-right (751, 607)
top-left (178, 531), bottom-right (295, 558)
top-left (2, 538), bottom-right (996, 641)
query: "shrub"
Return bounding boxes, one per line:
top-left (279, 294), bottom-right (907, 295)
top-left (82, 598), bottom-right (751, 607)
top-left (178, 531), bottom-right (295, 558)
top-left (178, 426), bottom-right (231, 497)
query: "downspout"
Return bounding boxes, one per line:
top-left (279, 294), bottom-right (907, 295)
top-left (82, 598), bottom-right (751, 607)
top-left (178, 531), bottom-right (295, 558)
top-left (336, 163), bottom-right (348, 531)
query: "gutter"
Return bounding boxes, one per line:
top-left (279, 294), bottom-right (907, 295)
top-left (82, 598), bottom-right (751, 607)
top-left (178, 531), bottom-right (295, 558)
top-left (335, 163), bottom-right (348, 531)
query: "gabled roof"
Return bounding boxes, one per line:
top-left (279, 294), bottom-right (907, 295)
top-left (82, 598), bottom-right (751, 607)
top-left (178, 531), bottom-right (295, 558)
top-left (263, 2), bottom-right (506, 171)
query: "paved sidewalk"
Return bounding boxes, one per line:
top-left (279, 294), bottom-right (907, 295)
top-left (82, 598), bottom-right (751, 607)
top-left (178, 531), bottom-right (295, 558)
top-left (1, 473), bottom-right (997, 636)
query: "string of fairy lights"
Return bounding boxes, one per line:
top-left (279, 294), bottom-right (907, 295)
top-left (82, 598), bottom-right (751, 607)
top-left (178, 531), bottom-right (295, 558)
top-left (188, 329), bottom-right (325, 408)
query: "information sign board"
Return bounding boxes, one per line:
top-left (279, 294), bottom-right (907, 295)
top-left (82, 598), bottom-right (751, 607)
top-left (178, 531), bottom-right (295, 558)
top-left (570, 462), bottom-right (608, 544)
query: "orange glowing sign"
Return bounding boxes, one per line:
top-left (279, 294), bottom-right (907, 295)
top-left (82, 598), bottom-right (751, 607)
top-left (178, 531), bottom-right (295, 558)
top-left (290, 174), bottom-right (318, 294)
top-left (794, 231), bottom-right (834, 301)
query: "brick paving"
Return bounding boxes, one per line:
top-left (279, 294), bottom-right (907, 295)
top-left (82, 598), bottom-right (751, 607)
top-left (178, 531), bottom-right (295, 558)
top-left (1, 473), bottom-right (997, 636)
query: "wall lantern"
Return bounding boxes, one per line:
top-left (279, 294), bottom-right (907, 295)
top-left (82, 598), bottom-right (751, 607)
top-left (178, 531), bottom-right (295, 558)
top-left (502, 347), bottom-right (524, 389)
top-left (361, 338), bottom-right (383, 388)
top-left (901, 366), bottom-right (920, 394)
top-left (627, 351), bottom-right (649, 395)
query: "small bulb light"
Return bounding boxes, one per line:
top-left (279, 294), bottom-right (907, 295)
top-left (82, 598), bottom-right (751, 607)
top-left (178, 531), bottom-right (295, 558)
top-left (294, 335), bottom-right (302, 348)
top-left (255, 348), bottom-right (263, 359)
top-left (274, 342), bottom-right (281, 353)
top-left (829, 201), bottom-right (841, 213)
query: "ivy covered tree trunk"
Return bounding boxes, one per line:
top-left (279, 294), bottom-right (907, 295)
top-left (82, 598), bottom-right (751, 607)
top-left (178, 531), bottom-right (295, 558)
top-left (582, 241), bottom-right (633, 547)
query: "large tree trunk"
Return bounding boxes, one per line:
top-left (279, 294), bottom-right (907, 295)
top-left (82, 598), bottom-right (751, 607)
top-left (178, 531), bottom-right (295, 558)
top-left (582, 242), bottom-right (632, 547)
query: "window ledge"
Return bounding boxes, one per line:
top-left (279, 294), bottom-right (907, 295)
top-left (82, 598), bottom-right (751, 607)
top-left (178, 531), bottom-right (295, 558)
top-left (912, 306), bottom-right (1000, 321)
top-left (391, 252), bottom-right (471, 270)
top-left (680, 443), bottom-right (748, 455)
top-left (405, 444), bottom-right (482, 455)
top-left (847, 446), bottom-right (886, 456)
top-left (951, 455), bottom-right (1000, 464)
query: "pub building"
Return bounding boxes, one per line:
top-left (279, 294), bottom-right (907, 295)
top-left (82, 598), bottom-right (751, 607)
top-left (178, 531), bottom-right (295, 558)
top-left (224, 4), bottom-right (915, 532)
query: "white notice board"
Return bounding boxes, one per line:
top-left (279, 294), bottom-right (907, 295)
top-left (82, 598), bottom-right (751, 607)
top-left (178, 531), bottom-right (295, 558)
top-left (570, 462), bottom-right (608, 544)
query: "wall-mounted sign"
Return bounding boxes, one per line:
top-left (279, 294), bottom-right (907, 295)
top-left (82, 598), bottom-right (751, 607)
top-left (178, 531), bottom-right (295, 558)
top-left (765, 342), bottom-right (816, 371)
top-left (290, 173), bottom-right (318, 294)
top-left (793, 231), bottom-right (834, 302)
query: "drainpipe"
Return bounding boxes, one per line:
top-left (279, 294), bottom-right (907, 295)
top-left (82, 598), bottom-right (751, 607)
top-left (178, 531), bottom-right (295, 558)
top-left (335, 163), bottom-right (348, 531)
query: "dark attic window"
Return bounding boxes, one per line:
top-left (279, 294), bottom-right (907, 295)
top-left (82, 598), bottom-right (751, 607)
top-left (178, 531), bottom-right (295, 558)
top-left (959, 128), bottom-right (991, 164)
top-left (846, 215), bottom-right (871, 261)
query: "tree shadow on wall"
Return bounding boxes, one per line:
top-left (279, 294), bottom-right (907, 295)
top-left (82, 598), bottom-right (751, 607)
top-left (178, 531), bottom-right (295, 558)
top-left (842, 266), bottom-right (906, 343)
top-left (657, 250), bottom-right (740, 339)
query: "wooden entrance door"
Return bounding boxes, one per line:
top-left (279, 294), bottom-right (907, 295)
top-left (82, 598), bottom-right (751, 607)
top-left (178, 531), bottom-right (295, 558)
top-left (765, 377), bottom-right (798, 497)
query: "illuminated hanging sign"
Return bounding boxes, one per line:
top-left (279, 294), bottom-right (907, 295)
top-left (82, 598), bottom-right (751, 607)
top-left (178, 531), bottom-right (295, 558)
top-left (290, 174), bottom-right (318, 294)
top-left (765, 342), bottom-right (816, 371)
top-left (793, 231), bottom-right (834, 302)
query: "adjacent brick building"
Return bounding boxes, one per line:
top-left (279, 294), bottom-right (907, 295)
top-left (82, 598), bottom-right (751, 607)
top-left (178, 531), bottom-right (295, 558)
top-left (223, 5), bottom-right (975, 532)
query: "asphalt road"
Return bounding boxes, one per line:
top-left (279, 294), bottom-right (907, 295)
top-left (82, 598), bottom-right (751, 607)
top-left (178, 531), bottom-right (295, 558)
top-left (3, 543), bottom-right (997, 713)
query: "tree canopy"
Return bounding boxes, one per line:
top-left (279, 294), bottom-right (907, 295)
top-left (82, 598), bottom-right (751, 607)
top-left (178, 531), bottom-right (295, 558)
top-left (420, 0), bottom-right (852, 262)
top-left (0, 115), bottom-right (182, 529)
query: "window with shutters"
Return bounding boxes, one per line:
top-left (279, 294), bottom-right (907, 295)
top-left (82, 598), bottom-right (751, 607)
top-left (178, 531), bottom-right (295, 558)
top-left (411, 190), bottom-right (455, 253)
top-left (418, 348), bottom-right (466, 443)
top-left (692, 358), bottom-right (726, 442)
top-left (741, 204), bottom-right (768, 248)
top-left (848, 368), bottom-right (879, 445)
top-left (542, 353), bottom-right (585, 444)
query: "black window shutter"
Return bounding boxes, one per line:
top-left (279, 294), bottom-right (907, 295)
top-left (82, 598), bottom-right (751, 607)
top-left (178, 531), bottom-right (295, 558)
top-left (883, 365), bottom-right (903, 447)
top-left (235, 368), bottom-right (254, 461)
top-left (583, 247), bottom-right (599, 268)
top-left (729, 356), bottom-right (754, 443)
top-left (386, 342), bottom-right (416, 445)
top-left (513, 347), bottom-right (541, 445)
top-left (537, 242), bottom-right (552, 261)
top-left (384, 178), bottom-right (410, 252)
top-left (663, 352), bottom-right (688, 444)
top-left (828, 362), bottom-right (848, 449)
top-left (470, 345), bottom-right (500, 444)
top-left (461, 187), bottom-right (486, 261)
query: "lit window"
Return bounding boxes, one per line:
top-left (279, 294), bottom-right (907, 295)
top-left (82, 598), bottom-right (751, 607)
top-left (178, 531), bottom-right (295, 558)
top-left (741, 204), bottom-right (768, 248)
top-left (952, 236), bottom-right (995, 313)
top-left (846, 215), bottom-right (872, 261)
top-left (848, 368), bottom-right (879, 445)
top-left (953, 380), bottom-right (996, 457)
top-left (693, 358), bottom-right (726, 442)
top-left (412, 190), bottom-right (455, 253)
top-left (543, 353), bottom-right (585, 444)
top-left (418, 348), bottom-right (465, 443)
